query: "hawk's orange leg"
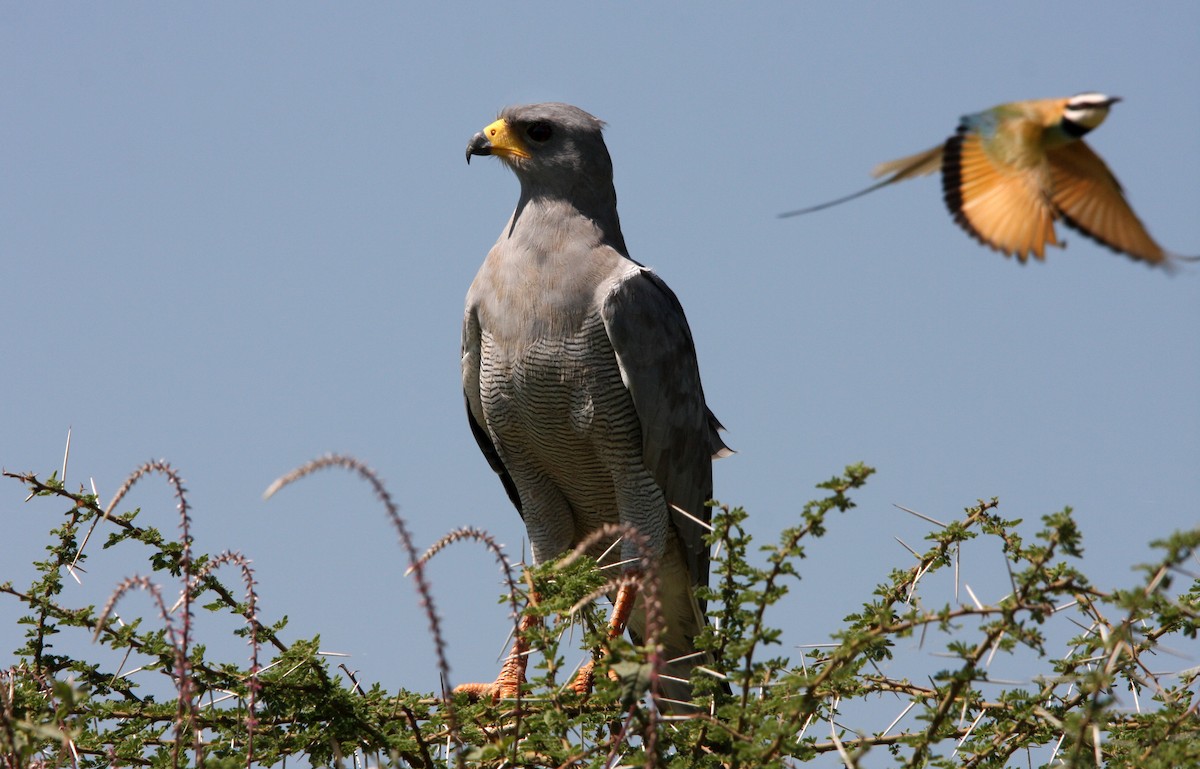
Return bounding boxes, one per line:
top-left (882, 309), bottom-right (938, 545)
top-left (454, 610), bottom-right (539, 701)
top-left (569, 580), bottom-right (639, 694)
top-left (456, 579), bottom-right (641, 701)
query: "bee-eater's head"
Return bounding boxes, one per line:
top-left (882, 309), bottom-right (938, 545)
top-left (1063, 92), bottom-right (1121, 132)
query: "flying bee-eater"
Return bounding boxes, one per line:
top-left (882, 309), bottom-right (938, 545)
top-left (782, 93), bottom-right (1197, 267)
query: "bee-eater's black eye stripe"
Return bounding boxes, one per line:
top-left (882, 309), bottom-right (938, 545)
top-left (1061, 117), bottom-right (1092, 138)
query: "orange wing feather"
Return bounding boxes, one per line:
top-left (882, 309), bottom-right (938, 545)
top-left (1046, 141), bottom-right (1168, 265)
top-left (942, 129), bottom-right (1059, 262)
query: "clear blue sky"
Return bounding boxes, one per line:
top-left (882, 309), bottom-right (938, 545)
top-left (3, 2), bottom-right (1197, 723)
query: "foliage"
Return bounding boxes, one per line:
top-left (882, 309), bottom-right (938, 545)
top-left (2, 458), bottom-right (1197, 768)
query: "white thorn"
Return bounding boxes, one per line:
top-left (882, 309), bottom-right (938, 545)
top-left (62, 427), bottom-right (72, 485)
top-left (964, 583), bottom-right (984, 610)
top-left (670, 503), bottom-right (714, 532)
top-left (894, 503), bottom-right (947, 528)
top-left (894, 536), bottom-right (920, 558)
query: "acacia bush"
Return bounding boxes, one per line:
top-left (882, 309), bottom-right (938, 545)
top-left (2, 457), bottom-right (1197, 768)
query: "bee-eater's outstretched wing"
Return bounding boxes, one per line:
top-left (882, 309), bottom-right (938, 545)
top-left (942, 127), bottom-right (1060, 261)
top-left (779, 144), bottom-right (942, 218)
top-left (1046, 141), bottom-right (1196, 266)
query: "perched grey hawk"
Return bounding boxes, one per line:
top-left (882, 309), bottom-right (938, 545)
top-left (461, 102), bottom-right (730, 708)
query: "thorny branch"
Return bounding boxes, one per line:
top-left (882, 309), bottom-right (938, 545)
top-left (3, 462), bottom-right (1198, 769)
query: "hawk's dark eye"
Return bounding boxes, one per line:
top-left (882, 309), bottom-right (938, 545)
top-left (526, 122), bottom-right (553, 143)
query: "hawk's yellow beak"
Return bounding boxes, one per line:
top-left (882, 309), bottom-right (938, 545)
top-left (466, 118), bottom-right (531, 164)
